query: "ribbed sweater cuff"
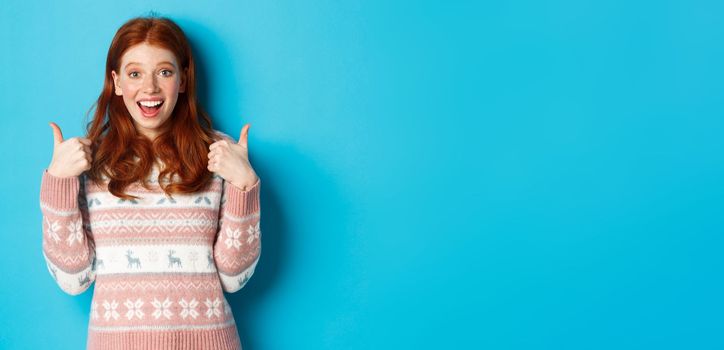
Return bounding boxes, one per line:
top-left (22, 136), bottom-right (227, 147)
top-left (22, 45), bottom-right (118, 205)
top-left (224, 178), bottom-right (260, 217)
top-left (40, 169), bottom-right (80, 210)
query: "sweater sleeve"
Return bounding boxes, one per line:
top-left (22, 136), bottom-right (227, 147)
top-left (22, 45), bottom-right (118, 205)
top-left (213, 177), bottom-right (262, 293)
top-left (39, 169), bottom-right (96, 295)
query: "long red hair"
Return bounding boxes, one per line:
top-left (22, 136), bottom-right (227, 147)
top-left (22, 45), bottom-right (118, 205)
top-left (84, 16), bottom-right (218, 200)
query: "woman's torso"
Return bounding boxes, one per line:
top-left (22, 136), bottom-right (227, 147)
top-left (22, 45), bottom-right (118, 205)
top-left (82, 162), bottom-right (237, 332)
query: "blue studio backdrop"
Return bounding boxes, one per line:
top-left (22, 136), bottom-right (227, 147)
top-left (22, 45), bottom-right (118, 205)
top-left (1, 0), bottom-right (723, 349)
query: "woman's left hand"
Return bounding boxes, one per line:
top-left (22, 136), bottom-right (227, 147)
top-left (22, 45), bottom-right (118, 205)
top-left (208, 123), bottom-right (259, 191)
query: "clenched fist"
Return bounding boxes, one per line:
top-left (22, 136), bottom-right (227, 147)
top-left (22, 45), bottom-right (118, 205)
top-left (47, 122), bottom-right (93, 178)
top-left (207, 123), bottom-right (259, 190)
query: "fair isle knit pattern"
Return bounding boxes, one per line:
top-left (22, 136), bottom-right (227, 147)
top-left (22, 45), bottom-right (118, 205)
top-left (39, 132), bottom-right (261, 350)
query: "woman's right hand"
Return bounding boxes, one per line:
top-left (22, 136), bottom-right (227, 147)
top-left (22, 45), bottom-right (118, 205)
top-left (47, 122), bottom-right (92, 178)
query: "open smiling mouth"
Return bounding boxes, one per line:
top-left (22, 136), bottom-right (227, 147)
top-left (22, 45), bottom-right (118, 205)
top-left (137, 101), bottom-right (164, 117)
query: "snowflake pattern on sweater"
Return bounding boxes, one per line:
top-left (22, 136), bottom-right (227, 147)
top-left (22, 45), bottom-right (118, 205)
top-left (39, 132), bottom-right (260, 350)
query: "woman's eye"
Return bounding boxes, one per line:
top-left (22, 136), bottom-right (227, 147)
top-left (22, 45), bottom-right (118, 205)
top-left (161, 69), bottom-right (174, 77)
top-left (129, 72), bottom-right (139, 78)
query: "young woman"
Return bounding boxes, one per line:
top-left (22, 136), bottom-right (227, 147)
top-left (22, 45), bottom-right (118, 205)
top-left (39, 15), bottom-right (260, 350)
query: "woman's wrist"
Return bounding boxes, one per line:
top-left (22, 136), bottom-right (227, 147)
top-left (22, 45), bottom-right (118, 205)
top-left (229, 171), bottom-right (259, 191)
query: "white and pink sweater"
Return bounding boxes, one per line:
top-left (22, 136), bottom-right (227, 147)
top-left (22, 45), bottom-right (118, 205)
top-left (39, 134), bottom-right (261, 350)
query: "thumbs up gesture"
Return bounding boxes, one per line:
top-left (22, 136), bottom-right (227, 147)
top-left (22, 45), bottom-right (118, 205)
top-left (47, 122), bottom-right (93, 178)
top-left (207, 123), bottom-right (259, 190)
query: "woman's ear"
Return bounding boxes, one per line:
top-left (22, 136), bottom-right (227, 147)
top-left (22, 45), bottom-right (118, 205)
top-left (111, 70), bottom-right (122, 96)
top-left (179, 68), bottom-right (187, 93)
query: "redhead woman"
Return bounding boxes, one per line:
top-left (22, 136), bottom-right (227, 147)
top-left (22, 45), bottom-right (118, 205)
top-left (39, 15), bottom-right (260, 350)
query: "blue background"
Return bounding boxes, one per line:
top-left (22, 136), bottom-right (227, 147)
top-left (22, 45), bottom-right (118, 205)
top-left (1, 0), bottom-right (723, 349)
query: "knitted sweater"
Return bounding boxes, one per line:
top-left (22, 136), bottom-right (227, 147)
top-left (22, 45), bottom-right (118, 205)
top-left (39, 133), bottom-right (261, 350)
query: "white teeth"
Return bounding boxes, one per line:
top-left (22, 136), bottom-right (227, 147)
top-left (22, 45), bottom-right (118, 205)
top-left (139, 100), bottom-right (163, 107)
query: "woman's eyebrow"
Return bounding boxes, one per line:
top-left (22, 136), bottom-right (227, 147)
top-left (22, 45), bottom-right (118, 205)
top-left (124, 61), bottom-right (177, 70)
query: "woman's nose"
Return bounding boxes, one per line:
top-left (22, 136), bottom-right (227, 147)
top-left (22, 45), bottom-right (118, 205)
top-left (142, 75), bottom-right (159, 92)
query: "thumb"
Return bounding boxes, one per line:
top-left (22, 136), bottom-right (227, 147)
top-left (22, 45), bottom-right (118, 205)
top-left (49, 122), bottom-right (63, 147)
top-left (238, 123), bottom-right (250, 148)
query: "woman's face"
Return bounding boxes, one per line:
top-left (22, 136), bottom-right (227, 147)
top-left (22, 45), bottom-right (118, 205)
top-left (111, 43), bottom-right (186, 140)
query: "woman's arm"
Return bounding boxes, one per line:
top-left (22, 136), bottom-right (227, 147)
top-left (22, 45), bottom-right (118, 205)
top-left (39, 170), bottom-right (96, 295)
top-left (213, 176), bottom-right (262, 293)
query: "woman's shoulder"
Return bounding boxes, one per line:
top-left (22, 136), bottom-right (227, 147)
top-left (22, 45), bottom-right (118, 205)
top-left (212, 129), bottom-right (237, 143)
